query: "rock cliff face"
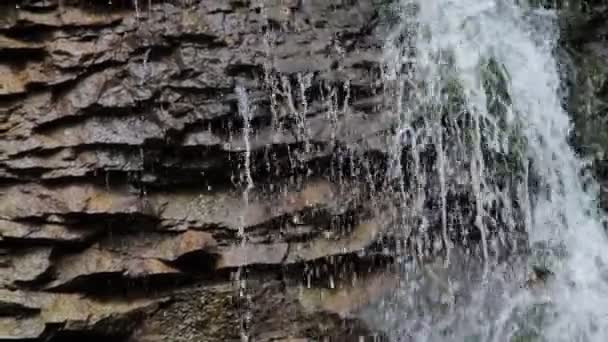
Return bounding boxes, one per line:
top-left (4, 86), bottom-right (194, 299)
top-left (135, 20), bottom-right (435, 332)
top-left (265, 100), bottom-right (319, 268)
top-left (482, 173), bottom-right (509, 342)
top-left (3, 0), bottom-right (608, 341)
top-left (0, 0), bottom-right (400, 340)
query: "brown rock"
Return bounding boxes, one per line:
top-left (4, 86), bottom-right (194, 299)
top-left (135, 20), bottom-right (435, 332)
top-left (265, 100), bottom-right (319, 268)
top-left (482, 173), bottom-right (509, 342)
top-left (0, 219), bottom-right (102, 243)
top-left (293, 271), bottom-right (399, 317)
top-left (0, 317), bottom-right (45, 340)
top-left (0, 183), bottom-right (142, 219)
top-left (0, 0), bottom-right (390, 340)
top-left (0, 289), bottom-right (159, 339)
top-left (0, 248), bottom-right (52, 286)
top-left (216, 211), bottom-right (390, 269)
top-left (14, 7), bottom-right (125, 28)
top-left (216, 243), bottom-right (289, 269)
top-left (0, 179), bottom-right (347, 231)
top-left (128, 280), bottom-right (380, 342)
top-left (285, 214), bottom-right (390, 263)
top-left (47, 230), bottom-right (217, 289)
top-left (0, 34), bottom-right (42, 52)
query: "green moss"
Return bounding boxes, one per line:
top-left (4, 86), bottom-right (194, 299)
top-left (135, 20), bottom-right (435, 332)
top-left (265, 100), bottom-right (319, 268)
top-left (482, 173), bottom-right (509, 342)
top-left (481, 57), bottom-right (512, 129)
top-left (568, 49), bottom-right (608, 159)
top-left (373, 0), bottom-right (402, 30)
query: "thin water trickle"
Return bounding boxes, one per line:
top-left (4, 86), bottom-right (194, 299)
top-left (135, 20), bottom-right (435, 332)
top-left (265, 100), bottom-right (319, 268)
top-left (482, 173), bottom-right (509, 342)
top-left (236, 85), bottom-right (255, 204)
top-left (236, 85), bottom-right (254, 342)
top-left (378, 0), bottom-right (608, 340)
top-left (133, 0), bottom-right (140, 19)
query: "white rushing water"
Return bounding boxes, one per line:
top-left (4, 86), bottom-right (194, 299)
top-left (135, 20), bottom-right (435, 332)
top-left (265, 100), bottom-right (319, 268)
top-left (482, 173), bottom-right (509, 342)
top-left (381, 0), bottom-right (608, 340)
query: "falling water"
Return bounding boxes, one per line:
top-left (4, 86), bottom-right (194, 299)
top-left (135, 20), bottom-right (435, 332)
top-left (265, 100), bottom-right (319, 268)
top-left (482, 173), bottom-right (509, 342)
top-left (379, 0), bottom-right (608, 340)
top-left (236, 85), bottom-right (254, 342)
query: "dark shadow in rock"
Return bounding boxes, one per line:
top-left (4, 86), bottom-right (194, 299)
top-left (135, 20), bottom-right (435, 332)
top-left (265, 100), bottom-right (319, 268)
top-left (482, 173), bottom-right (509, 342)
top-left (1, 25), bottom-right (53, 43)
top-left (44, 330), bottom-right (131, 342)
top-left (0, 302), bottom-right (40, 317)
top-left (46, 272), bottom-right (196, 297)
top-left (61, 0), bottom-right (136, 14)
top-left (226, 63), bottom-right (265, 79)
top-left (281, 253), bottom-right (395, 289)
top-left (170, 250), bottom-right (220, 274)
top-left (0, 47), bottom-right (46, 63)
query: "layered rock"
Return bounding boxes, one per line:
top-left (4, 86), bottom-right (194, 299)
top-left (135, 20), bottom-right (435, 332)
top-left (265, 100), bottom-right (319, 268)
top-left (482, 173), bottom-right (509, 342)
top-left (0, 0), bottom-right (398, 340)
top-left (4, 0), bottom-right (599, 340)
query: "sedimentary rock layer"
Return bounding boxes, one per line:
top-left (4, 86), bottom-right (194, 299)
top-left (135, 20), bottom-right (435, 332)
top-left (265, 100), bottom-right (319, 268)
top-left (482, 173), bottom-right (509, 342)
top-left (0, 1), bottom-right (396, 340)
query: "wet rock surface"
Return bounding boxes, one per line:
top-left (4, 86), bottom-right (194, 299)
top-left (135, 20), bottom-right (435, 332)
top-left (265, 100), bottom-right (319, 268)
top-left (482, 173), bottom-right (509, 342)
top-left (4, 0), bottom-right (599, 340)
top-left (560, 2), bottom-right (608, 204)
top-left (0, 0), bottom-right (397, 340)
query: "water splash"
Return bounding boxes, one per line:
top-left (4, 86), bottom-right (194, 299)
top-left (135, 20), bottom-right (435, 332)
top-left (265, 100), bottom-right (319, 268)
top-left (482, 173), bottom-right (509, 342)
top-left (382, 0), bottom-right (608, 340)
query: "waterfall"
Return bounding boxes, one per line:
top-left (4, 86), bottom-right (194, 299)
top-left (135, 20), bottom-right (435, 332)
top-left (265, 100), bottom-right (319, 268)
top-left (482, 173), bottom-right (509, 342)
top-left (380, 0), bottom-right (608, 340)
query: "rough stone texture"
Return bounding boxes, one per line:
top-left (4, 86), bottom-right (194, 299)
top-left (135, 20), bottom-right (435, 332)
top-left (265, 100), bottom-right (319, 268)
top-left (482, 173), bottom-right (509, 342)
top-left (0, 288), bottom-right (160, 340)
top-left (0, 0), bottom-right (398, 340)
top-left (5, 0), bottom-right (598, 340)
top-left (560, 1), bottom-right (608, 205)
top-left (128, 277), bottom-right (391, 342)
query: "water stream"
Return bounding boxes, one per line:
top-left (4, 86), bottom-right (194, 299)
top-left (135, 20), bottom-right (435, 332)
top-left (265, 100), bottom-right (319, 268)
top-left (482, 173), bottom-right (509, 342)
top-left (376, 0), bottom-right (608, 340)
